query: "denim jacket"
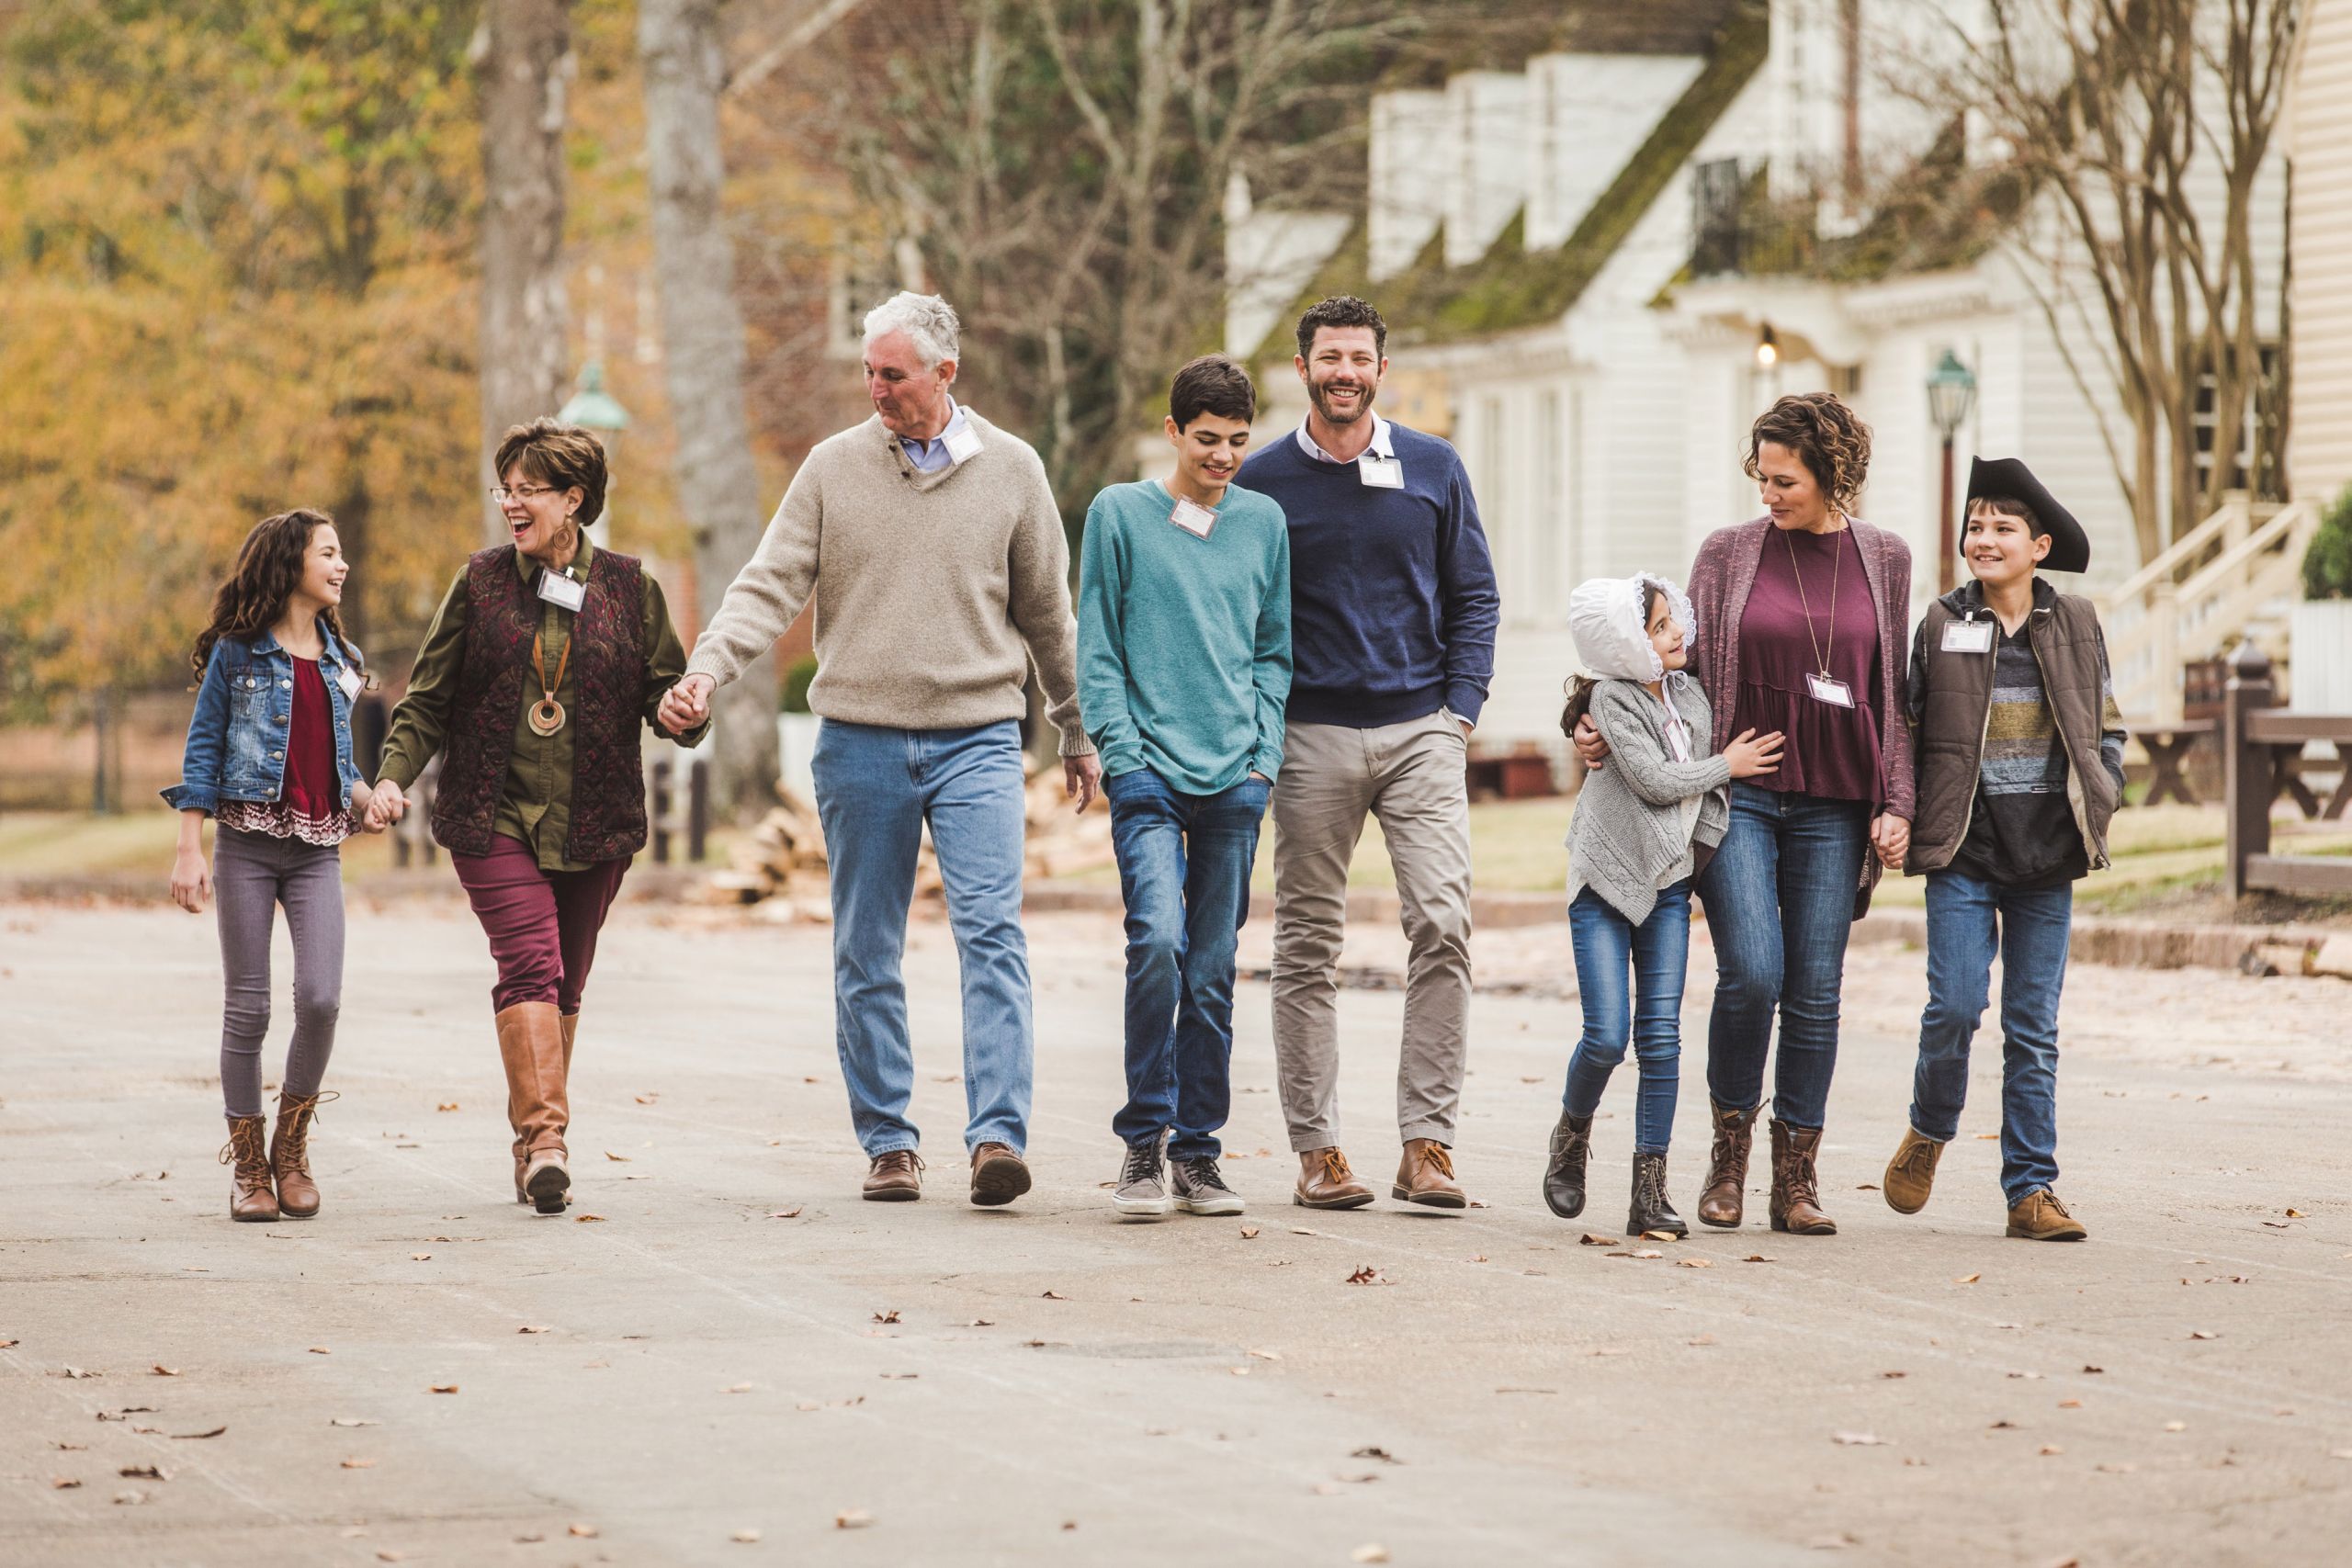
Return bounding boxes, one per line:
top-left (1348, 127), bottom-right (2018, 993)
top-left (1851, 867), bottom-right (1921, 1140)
top-left (162, 623), bottom-right (365, 815)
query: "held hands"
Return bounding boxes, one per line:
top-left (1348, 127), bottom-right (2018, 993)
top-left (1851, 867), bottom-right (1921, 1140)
top-left (658, 673), bottom-right (715, 737)
top-left (1064, 751), bottom-right (1102, 814)
top-left (1573, 713), bottom-right (1610, 771)
top-left (349, 781), bottom-right (388, 835)
top-left (366, 778), bottom-right (410, 833)
top-left (170, 847), bottom-right (211, 914)
top-left (1723, 728), bottom-right (1784, 779)
top-left (1871, 813), bottom-right (1911, 871)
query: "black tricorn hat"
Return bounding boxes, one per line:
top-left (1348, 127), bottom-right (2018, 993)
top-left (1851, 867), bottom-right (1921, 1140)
top-left (1964, 457), bottom-right (2089, 573)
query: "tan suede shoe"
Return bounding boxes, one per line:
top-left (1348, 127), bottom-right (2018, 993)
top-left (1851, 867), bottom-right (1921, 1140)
top-left (1393, 1138), bottom-right (1466, 1210)
top-left (1883, 1125), bottom-right (1945, 1215)
top-left (1295, 1146), bottom-right (1374, 1210)
top-left (2007, 1188), bottom-right (2087, 1241)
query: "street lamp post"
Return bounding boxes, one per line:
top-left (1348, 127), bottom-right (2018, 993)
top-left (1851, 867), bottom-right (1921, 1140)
top-left (558, 360), bottom-right (631, 547)
top-left (1926, 348), bottom-right (1978, 593)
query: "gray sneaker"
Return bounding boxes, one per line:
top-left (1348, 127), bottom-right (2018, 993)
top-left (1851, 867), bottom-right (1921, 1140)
top-left (1170, 1154), bottom-right (1245, 1216)
top-left (1112, 1137), bottom-right (1171, 1217)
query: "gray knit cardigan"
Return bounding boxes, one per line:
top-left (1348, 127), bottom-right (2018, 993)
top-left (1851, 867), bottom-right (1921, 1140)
top-left (1566, 677), bottom-right (1731, 925)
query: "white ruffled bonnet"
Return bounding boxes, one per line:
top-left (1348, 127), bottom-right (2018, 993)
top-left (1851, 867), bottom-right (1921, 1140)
top-left (1567, 573), bottom-right (1698, 684)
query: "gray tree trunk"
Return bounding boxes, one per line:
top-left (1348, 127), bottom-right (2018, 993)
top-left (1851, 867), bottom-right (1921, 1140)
top-left (639, 0), bottom-right (779, 818)
top-left (476, 0), bottom-right (573, 546)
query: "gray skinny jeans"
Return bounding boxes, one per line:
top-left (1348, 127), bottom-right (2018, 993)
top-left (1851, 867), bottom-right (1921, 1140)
top-left (213, 825), bottom-right (344, 1118)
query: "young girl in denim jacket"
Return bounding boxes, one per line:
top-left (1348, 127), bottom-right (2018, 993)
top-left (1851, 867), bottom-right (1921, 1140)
top-left (165, 509), bottom-right (379, 1222)
top-left (1544, 575), bottom-right (1781, 1235)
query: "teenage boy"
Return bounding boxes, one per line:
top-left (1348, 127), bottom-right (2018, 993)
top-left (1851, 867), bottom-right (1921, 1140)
top-left (1079, 355), bottom-right (1292, 1218)
top-left (1883, 457), bottom-right (2126, 1241)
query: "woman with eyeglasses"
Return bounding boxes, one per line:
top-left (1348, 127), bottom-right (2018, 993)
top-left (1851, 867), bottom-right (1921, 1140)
top-left (370, 418), bottom-right (706, 1213)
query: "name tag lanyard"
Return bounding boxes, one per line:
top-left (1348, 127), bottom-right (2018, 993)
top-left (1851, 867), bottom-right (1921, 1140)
top-left (1169, 493), bottom-right (1218, 538)
top-left (1785, 528), bottom-right (1855, 709)
top-left (1942, 614), bottom-right (1996, 654)
top-left (528, 566), bottom-right (582, 738)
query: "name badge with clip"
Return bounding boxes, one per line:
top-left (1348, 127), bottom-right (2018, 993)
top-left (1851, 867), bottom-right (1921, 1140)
top-left (1941, 617), bottom-right (1996, 654)
top-left (537, 569), bottom-right (587, 612)
top-left (944, 423), bottom-right (984, 466)
top-left (1357, 453), bottom-right (1403, 490)
top-left (1169, 496), bottom-right (1217, 538)
top-left (1806, 672), bottom-right (1856, 709)
top-left (335, 666), bottom-right (363, 704)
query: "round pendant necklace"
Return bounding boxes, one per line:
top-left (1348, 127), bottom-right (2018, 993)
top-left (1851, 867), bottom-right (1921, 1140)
top-left (528, 627), bottom-right (572, 737)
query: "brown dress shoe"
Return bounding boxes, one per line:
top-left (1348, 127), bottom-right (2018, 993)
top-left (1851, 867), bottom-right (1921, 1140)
top-left (1696, 1100), bottom-right (1760, 1228)
top-left (969, 1142), bottom-right (1032, 1207)
top-left (864, 1149), bottom-right (924, 1201)
top-left (2007, 1188), bottom-right (2087, 1241)
top-left (497, 1002), bottom-right (571, 1214)
top-left (1393, 1138), bottom-right (1466, 1210)
top-left (269, 1089), bottom-right (336, 1219)
top-left (1294, 1147), bottom-right (1374, 1210)
top-left (221, 1114), bottom-right (279, 1223)
top-left (1883, 1125), bottom-right (1945, 1215)
top-left (1768, 1118), bottom-right (1837, 1235)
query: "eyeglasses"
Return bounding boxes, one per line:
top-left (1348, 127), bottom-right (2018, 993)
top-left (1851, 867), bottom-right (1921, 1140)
top-left (491, 484), bottom-right (562, 504)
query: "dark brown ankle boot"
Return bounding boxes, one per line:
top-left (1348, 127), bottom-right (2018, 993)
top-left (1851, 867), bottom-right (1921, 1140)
top-left (268, 1089), bottom-right (335, 1219)
top-left (221, 1115), bottom-right (279, 1223)
top-left (1768, 1118), bottom-right (1837, 1235)
top-left (1696, 1100), bottom-right (1760, 1228)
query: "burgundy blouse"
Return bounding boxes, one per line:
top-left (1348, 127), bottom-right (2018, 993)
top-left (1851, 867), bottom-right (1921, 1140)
top-left (1727, 525), bottom-right (1883, 804)
top-left (218, 659), bottom-right (349, 845)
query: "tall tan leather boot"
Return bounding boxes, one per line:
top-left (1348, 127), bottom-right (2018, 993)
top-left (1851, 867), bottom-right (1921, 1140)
top-left (269, 1089), bottom-right (336, 1219)
top-left (510, 1013), bottom-right (582, 1202)
top-left (496, 1002), bottom-right (571, 1214)
top-left (221, 1115), bottom-right (279, 1223)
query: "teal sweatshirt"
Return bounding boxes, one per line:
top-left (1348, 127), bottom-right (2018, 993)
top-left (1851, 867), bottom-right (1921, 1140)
top-left (1078, 479), bottom-right (1292, 793)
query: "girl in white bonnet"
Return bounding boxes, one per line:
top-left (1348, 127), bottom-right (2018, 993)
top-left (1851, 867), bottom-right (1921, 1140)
top-left (1546, 574), bottom-right (1782, 1235)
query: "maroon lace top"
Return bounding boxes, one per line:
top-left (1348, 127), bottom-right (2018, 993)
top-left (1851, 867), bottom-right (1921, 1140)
top-left (217, 659), bottom-right (350, 845)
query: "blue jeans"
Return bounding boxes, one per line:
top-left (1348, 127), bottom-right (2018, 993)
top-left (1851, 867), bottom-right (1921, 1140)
top-left (1696, 784), bottom-right (1871, 1128)
top-left (812, 719), bottom-right (1034, 1158)
top-left (1563, 881), bottom-right (1690, 1154)
top-left (1911, 869), bottom-right (2072, 1204)
top-left (1105, 768), bottom-right (1270, 1159)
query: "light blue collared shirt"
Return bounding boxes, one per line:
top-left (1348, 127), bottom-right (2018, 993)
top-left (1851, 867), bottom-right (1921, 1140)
top-left (1295, 412), bottom-right (1393, 464)
top-left (898, 397), bottom-right (971, 474)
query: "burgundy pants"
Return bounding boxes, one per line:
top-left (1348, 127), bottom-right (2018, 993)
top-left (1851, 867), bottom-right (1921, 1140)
top-left (451, 834), bottom-right (629, 1014)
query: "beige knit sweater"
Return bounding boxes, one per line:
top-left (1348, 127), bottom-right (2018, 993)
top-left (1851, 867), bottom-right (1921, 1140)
top-left (685, 409), bottom-right (1094, 756)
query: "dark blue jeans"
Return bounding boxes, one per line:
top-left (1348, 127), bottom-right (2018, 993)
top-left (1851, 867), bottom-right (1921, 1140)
top-left (1564, 881), bottom-right (1691, 1154)
top-left (1911, 868), bottom-right (2072, 1204)
top-left (1696, 783), bottom-right (1871, 1129)
top-left (1106, 768), bottom-right (1270, 1159)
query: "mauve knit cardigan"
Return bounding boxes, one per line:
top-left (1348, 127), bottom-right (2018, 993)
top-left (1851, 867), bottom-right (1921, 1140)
top-left (1685, 515), bottom-right (1917, 916)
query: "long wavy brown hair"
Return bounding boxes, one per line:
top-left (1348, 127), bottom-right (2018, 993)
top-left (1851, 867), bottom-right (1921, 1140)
top-left (188, 509), bottom-right (367, 682)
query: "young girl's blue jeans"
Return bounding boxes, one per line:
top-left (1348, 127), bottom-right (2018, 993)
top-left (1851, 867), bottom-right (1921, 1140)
top-left (1563, 880), bottom-right (1691, 1153)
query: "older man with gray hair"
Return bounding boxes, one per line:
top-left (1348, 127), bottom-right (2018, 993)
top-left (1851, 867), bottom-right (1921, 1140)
top-left (663, 291), bottom-right (1100, 1208)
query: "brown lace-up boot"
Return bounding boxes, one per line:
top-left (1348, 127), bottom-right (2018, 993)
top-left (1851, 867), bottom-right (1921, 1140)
top-left (1295, 1147), bottom-right (1374, 1210)
top-left (496, 1002), bottom-right (571, 1214)
top-left (1696, 1100), bottom-right (1760, 1229)
top-left (1768, 1118), bottom-right (1837, 1235)
top-left (221, 1115), bottom-right (279, 1223)
top-left (1393, 1138), bottom-right (1465, 1209)
top-left (269, 1089), bottom-right (336, 1219)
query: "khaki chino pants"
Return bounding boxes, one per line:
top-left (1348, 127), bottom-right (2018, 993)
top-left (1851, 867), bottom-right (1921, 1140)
top-left (1270, 712), bottom-right (1474, 1152)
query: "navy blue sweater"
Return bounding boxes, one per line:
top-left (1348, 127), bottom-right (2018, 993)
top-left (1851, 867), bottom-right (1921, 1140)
top-left (1236, 424), bottom-right (1499, 728)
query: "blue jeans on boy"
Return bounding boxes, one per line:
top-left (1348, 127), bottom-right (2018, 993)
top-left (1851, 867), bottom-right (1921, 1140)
top-left (1563, 881), bottom-right (1691, 1154)
top-left (1105, 768), bottom-right (1269, 1159)
top-left (1911, 868), bottom-right (2072, 1204)
top-left (812, 718), bottom-right (1035, 1158)
top-left (1695, 783), bottom-right (1872, 1128)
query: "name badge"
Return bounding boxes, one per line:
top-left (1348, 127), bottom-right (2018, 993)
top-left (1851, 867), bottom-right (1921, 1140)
top-left (1807, 672), bottom-right (1856, 709)
top-left (1169, 496), bottom-right (1217, 538)
top-left (1942, 618), bottom-right (1996, 654)
top-left (1358, 454), bottom-right (1403, 489)
top-left (944, 423), bottom-right (983, 465)
top-left (335, 666), bottom-right (363, 704)
top-left (537, 570), bottom-right (587, 612)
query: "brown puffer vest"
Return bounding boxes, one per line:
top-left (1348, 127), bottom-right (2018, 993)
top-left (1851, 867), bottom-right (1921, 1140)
top-left (1907, 582), bottom-right (2119, 874)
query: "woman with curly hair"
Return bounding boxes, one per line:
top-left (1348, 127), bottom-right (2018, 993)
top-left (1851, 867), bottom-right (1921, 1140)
top-left (1577, 393), bottom-right (1915, 1235)
top-left (165, 508), bottom-right (381, 1222)
top-left (368, 419), bottom-right (705, 1215)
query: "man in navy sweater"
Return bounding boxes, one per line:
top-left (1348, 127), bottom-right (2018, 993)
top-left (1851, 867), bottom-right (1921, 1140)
top-left (1234, 295), bottom-right (1499, 1211)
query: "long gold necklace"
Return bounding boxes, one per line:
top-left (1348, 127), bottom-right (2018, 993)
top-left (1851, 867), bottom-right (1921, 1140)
top-left (527, 626), bottom-right (572, 737)
top-left (1782, 524), bottom-right (1844, 681)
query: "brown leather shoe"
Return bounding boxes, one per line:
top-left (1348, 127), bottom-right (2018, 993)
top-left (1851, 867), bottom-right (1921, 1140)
top-left (1768, 1118), bottom-right (1837, 1235)
top-left (497, 1002), bottom-right (571, 1214)
top-left (1393, 1138), bottom-right (1466, 1210)
top-left (268, 1089), bottom-right (336, 1219)
top-left (221, 1114), bottom-right (279, 1223)
top-left (1883, 1125), bottom-right (1945, 1215)
top-left (2007, 1188), bottom-right (2087, 1241)
top-left (864, 1149), bottom-right (924, 1201)
top-left (1696, 1100), bottom-right (1760, 1228)
top-left (1294, 1147), bottom-right (1374, 1210)
top-left (969, 1142), bottom-right (1032, 1207)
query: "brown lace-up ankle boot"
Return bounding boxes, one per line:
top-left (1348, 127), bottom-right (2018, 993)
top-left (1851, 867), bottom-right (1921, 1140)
top-left (269, 1089), bottom-right (336, 1219)
top-left (221, 1115), bottom-right (279, 1223)
top-left (1768, 1118), bottom-right (1837, 1235)
top-left (1696, 1100), bottom-right (1760, 1228)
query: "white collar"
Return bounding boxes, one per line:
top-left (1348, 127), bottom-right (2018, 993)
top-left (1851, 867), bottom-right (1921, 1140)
top-left (1295, 412), bottom-right (1393, 464)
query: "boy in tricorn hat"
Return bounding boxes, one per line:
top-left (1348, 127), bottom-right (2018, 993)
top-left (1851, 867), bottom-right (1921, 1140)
top-left (1881, 458), bottom-right (2127, 1240)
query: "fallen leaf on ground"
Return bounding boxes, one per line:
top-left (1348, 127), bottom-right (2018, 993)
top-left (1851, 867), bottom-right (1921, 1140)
top-left (51, 1478), bottom-right (81, 1489)
top-left (2039, 1444), bottom-right (2064, 1456)
top-left (309, 1347), bottom-right (332, 1355)
top-left (725, 1382), bottom-right (753, 1393)
top-left (341, 1459), bottom-right (376, 1470)
top-left (835, 1509), bottom-right (874, 1529)
top-left (966, 1318), bottom-right (995, 1327)
top-left (171, 1427), bottom-right (227, 1439)
top-left (879, 1372), bottom-right (918, 1381)
top-left (119, 1465), bottom-right (166, 1480)
top-left (1248, 1348), bottom-right (1281, 1361)
top-left (1975, 1133), bottom-right (1998, 1140)
top-left (1832, 1431), bottom-right (1886, 1446)
top-left (1743, 1255), bottom-right (1776, 1263)
top-left (437, 1102), bottom-right (458, 1112)
top-left (150, 1366), bottom-right (178, 1377)
top-left (1640, 1230), bottom-right (1680, 1242)
top-left (2096, 1462), bottom-right (2134, 1473)
top-left (604, 1152), bottom-right (631, 1163)
top-left (2287, 1208), bottom-right (2307, 1217)
top-left (1351, 1546), bottom-right (1389, 1563)
top-left (1955, 1273), bottom-right (1981, 1284)
top-left (517, 1325), bottom-right (548, 1335)
top-left (373, 1551), bottom-right (401, 1563)
top-left (428, 1384), bottom-right (458, 1394)
top-left (1855, 1182), bottom-right (1881, 1190)
top-left (1041, 1290), bottom-right (1067, 1300)
top-left (410, 1254), bottom-right (432, 1262)
top-left (731, 1529), bottom-right (761, 1543)
top-left (574, 1214), bottom-right (606, 1224)
top-left (57, 1366), bottom-right (97, 1379)
top-left (329, 1417), bottom-right (379, 1427)
top-left (568, 1523), bottom-right (598, 1538)
top-left (1688, 1336), bottom-right (1717, 1347)
top-left (2165, 1420), bottom-right (2188, 1432)
top-left (1880, 1371), bottom-right (1907, 1379)
top-left (2082, 1364), bottom-right (2104, 1373)
top-left (1350, 1446), bottom-right (1400, 1463)
top-left (872, 1310), bottom-right (901, 1325)
top-left (2059, 1399), bottom-right (2082, 1409)
top-left (1239, 1226), bottom-right (1261, 1239)
top-left (1578, 1234), bottom-right (1620, 1247)
top-left (1677, 1258), bottom-right (1713, 1269)
top-left (1345, 1267), bottom-right (1389, 1285)
top-left (114, 1490), bottom-right (150, 1506)
top-left (769, 1207), bottom-right (804, 1219)
top-left (1989, 1420), bottom-right (2017, 1429)
top-left (51, 1442), bottom-right (87, 1451)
